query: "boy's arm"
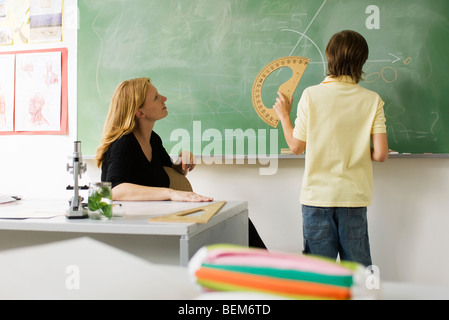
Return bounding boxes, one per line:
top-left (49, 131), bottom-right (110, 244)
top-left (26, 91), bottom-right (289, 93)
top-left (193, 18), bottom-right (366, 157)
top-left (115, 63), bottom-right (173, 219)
top-left (371, 133), bottom-right (389, 162)
top-left (273, 92), bottom-right (306, 155)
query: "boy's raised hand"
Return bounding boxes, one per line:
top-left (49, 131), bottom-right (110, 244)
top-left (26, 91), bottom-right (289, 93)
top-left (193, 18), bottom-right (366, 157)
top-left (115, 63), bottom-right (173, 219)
top-left (273, 92), bottom-right (294, 120)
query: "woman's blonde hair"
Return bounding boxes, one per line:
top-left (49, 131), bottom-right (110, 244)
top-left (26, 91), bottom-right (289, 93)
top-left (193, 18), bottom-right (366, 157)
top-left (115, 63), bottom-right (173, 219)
top-left (95, 77), bottom-right (150, 168)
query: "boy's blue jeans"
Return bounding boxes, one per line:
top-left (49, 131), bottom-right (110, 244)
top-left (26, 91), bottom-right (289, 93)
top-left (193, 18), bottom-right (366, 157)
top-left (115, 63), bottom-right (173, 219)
top-left (302, 205), bottom-right (372, 267)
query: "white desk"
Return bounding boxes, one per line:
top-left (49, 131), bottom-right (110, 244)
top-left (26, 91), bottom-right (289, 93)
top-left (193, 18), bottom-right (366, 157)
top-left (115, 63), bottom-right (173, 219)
top-left (0, 237), bottom-right (201, 300)
top-left (0, 199), bottom-right (248, 266)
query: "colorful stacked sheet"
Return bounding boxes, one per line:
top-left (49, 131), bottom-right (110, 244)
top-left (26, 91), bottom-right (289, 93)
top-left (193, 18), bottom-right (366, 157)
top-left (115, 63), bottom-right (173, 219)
top-left (188, 244), bottom-right (377, 300)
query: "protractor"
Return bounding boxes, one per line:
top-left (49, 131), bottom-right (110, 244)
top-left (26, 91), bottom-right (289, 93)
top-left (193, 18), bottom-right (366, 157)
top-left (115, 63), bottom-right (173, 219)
top-left (252, 56), bottom-right (310, 128)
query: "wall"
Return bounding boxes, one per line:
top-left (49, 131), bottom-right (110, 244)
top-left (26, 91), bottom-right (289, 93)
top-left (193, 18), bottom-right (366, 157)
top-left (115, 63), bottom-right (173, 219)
top-left (0, 0), bottom-right (78, 199)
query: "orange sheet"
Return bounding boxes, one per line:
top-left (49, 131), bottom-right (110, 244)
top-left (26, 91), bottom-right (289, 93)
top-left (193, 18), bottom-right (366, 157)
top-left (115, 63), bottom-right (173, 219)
top-left (196, 266), bottom-right (351, 299)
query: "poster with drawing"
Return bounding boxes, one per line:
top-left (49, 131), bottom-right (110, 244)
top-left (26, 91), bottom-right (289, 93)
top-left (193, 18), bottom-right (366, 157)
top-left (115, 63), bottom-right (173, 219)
top-left (0, 0), bottom-right (7, 20)
top-left (0, 54), bottom-right (14, 131)
top-left (30, 0), bottom-right (63, 43)
top-left (0, 0), bottom-right (13, 45)
top-left (0, 0), bottom-right (30, 46)
top-left (15, 51), bottom-right (61, 131)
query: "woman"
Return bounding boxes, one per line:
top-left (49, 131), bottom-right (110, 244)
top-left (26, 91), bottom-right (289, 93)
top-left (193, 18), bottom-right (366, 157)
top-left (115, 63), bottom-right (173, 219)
top-left (95, 77), bottom-right (266, 248)
top-left (96, 77), bottom-right (212, 202)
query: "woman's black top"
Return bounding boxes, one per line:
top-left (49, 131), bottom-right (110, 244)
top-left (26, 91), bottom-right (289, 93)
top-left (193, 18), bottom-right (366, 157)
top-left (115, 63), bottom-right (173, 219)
top-left (101, 132), bottom-right (173, 189)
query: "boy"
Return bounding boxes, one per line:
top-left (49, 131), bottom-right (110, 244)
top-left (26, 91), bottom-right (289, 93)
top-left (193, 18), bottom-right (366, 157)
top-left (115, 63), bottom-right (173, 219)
top-left (273, 30), bottom-right (389, 266)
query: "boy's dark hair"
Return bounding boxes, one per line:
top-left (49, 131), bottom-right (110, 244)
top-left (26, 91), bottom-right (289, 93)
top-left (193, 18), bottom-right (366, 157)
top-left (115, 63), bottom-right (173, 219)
top-left (326, 30), bottom-right (369, 83)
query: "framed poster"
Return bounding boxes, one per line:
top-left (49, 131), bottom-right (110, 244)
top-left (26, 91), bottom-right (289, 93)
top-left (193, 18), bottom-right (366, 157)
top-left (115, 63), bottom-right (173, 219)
top-left (0, 47), bottom-right (68, 135)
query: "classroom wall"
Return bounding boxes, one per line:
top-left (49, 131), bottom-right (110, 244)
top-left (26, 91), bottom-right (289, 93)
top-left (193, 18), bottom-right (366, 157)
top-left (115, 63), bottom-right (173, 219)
top-left (0, 0), bottom-right (78, 198)
top-left (1, 0), bottom-right (448, 288)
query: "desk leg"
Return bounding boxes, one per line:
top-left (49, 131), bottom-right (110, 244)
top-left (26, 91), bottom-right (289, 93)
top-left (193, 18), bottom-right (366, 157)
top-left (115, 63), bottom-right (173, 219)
top-left (179, 209), bottom-right (248, 266)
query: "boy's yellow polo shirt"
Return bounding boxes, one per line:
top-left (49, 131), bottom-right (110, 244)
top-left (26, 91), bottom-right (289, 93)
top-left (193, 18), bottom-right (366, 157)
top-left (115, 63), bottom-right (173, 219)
top-left (293, 76), bottom-right (387, 207)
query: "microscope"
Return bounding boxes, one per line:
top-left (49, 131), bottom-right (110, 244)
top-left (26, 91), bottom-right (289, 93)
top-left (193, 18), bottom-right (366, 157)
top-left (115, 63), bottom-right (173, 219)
top-left (66, 141), bottom-right (89, 219)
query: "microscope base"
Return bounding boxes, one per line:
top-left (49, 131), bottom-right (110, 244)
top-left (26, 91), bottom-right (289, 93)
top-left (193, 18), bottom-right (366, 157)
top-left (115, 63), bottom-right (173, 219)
top-left (66, 206), bottom-right (89, 219)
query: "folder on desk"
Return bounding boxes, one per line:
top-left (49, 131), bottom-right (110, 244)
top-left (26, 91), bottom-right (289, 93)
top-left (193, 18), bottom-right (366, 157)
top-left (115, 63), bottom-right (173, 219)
top-left (149, 201), bottom-right (226, 223)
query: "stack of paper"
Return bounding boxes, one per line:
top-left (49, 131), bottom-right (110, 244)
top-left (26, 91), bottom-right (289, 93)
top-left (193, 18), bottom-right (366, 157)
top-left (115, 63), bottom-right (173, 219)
top-left (188, 244), bottom-right (377, 300)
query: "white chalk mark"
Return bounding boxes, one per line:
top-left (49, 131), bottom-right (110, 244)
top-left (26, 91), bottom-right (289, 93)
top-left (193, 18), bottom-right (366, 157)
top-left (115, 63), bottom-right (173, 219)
top-left (431, 112), bottom-right (439, 135)
top-left (388, 53), bottom-right (402, 63)
top-left (368, 59), bottom-right (393, 63)
top-left (424, 45), bottom-right (433, 80)
top-left (282, 29), bottom-right (327, 76)
top-left (276, 0), bottom-right (327, 77)
top-left (92, 13), bottom-right (105, 104)
top-left (288, 0), bottom-right (327, 57)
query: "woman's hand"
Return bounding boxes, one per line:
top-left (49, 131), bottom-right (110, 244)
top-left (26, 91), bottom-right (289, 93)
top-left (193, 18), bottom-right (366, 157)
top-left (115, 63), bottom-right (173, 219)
top-left (169, 189), bottom-right (213, 202)
top-left (173, 151), bottom-right (196, 175)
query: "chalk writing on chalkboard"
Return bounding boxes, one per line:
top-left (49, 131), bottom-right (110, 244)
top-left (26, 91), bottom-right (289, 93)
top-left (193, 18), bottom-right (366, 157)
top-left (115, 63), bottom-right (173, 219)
top-left (78, 0), bottom-right (449, 155)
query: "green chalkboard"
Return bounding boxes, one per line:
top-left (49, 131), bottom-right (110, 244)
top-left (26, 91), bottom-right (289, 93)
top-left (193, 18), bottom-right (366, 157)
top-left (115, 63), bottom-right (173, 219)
top-left (78, 0), bottom-right (449, 156)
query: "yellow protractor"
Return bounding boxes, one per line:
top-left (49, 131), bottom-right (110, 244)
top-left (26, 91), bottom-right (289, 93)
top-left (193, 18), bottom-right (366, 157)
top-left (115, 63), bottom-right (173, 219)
top-left (252, 56), bottom-right (310, 128)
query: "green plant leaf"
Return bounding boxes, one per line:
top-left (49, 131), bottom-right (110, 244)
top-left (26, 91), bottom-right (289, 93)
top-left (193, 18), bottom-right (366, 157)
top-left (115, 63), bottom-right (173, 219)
top-left (100, 187), bottom-right (111, 199)
top-left (100, 203), bottom-right (112, 218)
top-left (88, 195), bottom-right (100, 211)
